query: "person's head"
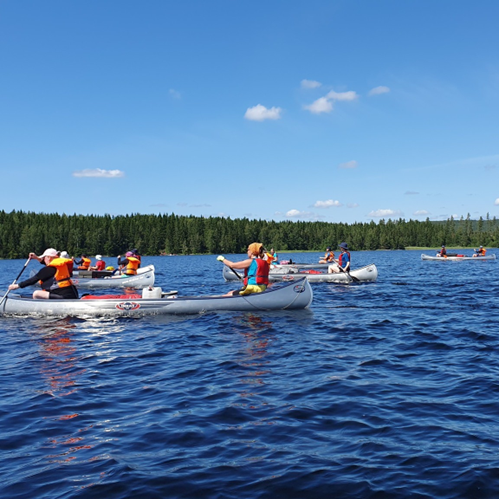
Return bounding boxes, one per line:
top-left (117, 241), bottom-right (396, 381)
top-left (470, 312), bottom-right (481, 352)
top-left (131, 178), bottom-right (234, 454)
top-left (126, 251), bottom-right (134, 257)
top-left (60, 251), bottom-right (70, 259)
top-left (247, 242), bottom-right (263, 257)
top-left (442, 245), bottom-right (445, 248)
top-left (339, 242), bottom-right (348, 251)
top-left (131, 248), bottom-right (139, 255)
top-left (480, 246), bottom-right (483, 249)
top-left (95, 255), bottom-right (102, 261)
top-left (40, 248), bottom-right (58, 264)
top-left (81, 254), bottom-right (87, 258)
top-left (326, 247), bottom-right (331, 251)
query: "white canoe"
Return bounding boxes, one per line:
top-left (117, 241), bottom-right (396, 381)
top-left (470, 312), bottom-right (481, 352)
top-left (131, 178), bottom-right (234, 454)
top-left (71, 265), bottom-right (155, 289)
top-left (421, 254), bottom-right (496, 261)
top-left (223, 263), bottom-right (378, 283)
top-left (0, 278), bottom-right (313, 317)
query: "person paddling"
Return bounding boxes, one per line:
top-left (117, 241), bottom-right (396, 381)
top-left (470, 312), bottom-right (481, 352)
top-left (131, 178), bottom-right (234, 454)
top-left (74, 254), bottom-right (91, 270)
top-left (438, 245), bottom-right (447, 258)
top-left (8, 248), bottom-right (79, 299)
top-left (117, 251), bottom-right (140, 275)
top-left (328, 242), bottom-right (351, 273)
top-left (218, 242), bottom-right (270, 297)
top-left (89, 255), bottom-right (106, 271)
top-left (319, 247), bottom-right (335, 264)
top-left (473, 246), bottom-right (486, 257)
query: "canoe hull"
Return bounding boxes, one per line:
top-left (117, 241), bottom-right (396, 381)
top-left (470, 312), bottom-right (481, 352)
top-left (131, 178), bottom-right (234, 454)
top-left (223, 263), bottom-right (378, 283)
top-left (1, 278), bottom-right (313, 317)
top-left (421, 254), bottom-right (496, 261)
top-left (71, 265), bottom-right (155, 289)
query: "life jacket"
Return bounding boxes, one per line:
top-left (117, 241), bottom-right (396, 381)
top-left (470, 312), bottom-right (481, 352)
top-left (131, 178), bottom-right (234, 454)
top-left (338, 251), bottom-right (351, 268)
top-left (124, 256), bottom-right (140, 275)
top-left (243, 258), bottom-right (269, 286)
top-left (478, 248), bottom-right (486, 256)
top-left (325, 251), bottom-right (335, 262)
top-left (265, 253), bottom-right (275, 265)
top-left (47, 257), bottom-right (74, 288)
top-left (77, 257), bottom-right (91, 270)
top-left (63, 258), bottom-right (74, 274)
top-left (95, 260), bottom-right (106, 271)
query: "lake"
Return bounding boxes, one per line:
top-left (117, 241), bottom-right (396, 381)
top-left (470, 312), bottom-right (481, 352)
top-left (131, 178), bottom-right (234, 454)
top-left (1, 250), bottom-right (498, 499)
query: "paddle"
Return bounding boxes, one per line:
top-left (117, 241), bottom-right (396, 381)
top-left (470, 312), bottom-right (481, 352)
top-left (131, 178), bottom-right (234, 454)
top-left (338, 264), bottom-right (360, 283)
top-left (0, 257), bottom-right (31, 308)
top-left (218, 256), bottom-right (243, 280)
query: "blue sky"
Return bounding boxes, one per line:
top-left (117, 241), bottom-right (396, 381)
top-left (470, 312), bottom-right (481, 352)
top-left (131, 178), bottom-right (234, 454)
top-left (1, 0), bottom-right (499, 224)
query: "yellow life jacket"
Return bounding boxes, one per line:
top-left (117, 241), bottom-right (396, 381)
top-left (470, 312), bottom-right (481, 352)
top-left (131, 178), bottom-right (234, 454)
top-left (124, 256), bottom-right (140, 275)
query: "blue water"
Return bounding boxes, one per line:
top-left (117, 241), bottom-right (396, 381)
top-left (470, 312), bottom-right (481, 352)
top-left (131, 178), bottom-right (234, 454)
top-left (1, 250), bottom-right (498, 499)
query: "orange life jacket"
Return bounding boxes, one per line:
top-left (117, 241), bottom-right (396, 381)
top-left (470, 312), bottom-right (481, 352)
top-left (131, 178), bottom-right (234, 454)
top-left (324, 251), bottom-right (335, 262)
top-left (478, 248), bottom-right (486, 256)
top-left (77, 257), bottom-right (91, 270)
top-left (124, 256), bottom-right (140, 275)
top-left (48, 257), bottom-right (74, 288)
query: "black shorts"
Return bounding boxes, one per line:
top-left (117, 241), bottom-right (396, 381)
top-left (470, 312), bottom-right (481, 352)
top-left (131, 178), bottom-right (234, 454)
top-left (49, 286), bottom-right (79, 299)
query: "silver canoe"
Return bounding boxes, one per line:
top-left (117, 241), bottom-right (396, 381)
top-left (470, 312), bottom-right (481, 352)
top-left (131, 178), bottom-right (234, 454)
top-left (421, 254), bottom-right (496, 261)
top-left (223, 263), bottom-right (378, 283)
top-left (0, 278), bottom-right (313, 317)
top-left (71, 264), bottom-right (155, 289)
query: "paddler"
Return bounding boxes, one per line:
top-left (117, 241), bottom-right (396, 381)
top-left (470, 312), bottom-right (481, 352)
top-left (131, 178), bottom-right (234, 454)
top-left (89, 255), bottom-right (106, 271)
top-left (74, 254), bottom-right (91, 270)
top-left (117, 251), bottom-right (141, 275)
top-left (328, 242), bottom-right (351, 273)
top-left (8, 248), bottom-right (79, 299)
top-left (218, 242), bottom-right (270, 297)
top-left (319, 247), bottom-right (335, 264)
top-left (473, 245), bottom-right (486, 257)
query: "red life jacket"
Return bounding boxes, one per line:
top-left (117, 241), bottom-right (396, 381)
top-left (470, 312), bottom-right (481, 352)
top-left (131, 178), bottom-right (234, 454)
top-left (243, 258), bottom-right (269, 286)
top-left (338, 251), bottom-right (351, 267)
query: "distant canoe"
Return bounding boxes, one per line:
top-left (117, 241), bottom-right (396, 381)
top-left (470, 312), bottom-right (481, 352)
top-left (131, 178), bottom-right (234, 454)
top-left (71, 265), bottom-right (155, 289)
top-left (421, 254), bottom-right (496, 261)
top-left (223, 263), bottom-right (378, 283)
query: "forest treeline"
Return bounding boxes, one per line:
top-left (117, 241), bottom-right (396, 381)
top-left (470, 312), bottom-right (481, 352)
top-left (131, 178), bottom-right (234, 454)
top-left (0, 210), bottom-right (497, 259)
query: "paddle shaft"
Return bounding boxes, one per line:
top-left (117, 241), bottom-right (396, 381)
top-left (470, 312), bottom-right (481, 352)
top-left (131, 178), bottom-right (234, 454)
top-left (0, 258), bottom-right (31, 308)
top-left (338, 264), bottom-right (359, 282)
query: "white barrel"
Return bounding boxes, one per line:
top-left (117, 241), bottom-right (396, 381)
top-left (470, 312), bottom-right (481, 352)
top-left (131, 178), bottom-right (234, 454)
top-left (142, 287), bottom-right (162, 299)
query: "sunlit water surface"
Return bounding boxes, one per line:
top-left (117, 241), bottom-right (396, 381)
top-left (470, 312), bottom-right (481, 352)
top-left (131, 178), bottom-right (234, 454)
top-left (1, 251), bottom-right (498, 498)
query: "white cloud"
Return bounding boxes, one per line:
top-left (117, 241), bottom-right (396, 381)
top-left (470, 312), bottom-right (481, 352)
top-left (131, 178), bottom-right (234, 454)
top-left (244, 104), bottom-right (282, 121)
top-left (414, 210), bottom-right (430, 216)
top-left (495, 198), bottom-right (499, 205)
top-left (303, 97), bottom-right (333, 114)
top-left (314, 199), bottom-right (342, 208)
top-left (304, 89), bottom-right (358, 114)
top-left (326, 90), bottom-right (358, 101)
top-left (285, 209), bottom-right (319, 219)
top-left (369, 86), bottom-right (390, 96)
top-left (347, 203), bottom-right (359, 208)
top-left (339, 160), bottom-right (358, 169)
top-left (368, 209), bottom-right (402, 218)
top-left (73, 168), bottom-right (124, 178)
top-left (301, 79), bottom-right (322, 89)
top-left (405, 190), bottom-right (419, 195)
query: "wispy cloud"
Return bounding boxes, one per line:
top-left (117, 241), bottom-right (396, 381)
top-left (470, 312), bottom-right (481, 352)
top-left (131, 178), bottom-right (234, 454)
top-left (414, 210), bottom-right (430, 216)
top-left (347, 203), bottom-right (359, 208)
top-left (73, 168), bottom-right (124, 178)
top-left (368, 209), bottom-right (402, 218)
top-left (169, 88), bottom-right (181, 99)
top-left (339, 160), bottom-right (358, 169)
top-left (369, 86), bottom-right (390, 96)
top-left (244, 104), bottom-right (282, 121)
top-left (314, 199), bottom-right (341, 208)
top-left (301, 79), bottom-right (322, 89)
top-left (285, 209), bottom-right (324, 220)
top-left (304, 89), bottom-right (358, 114)
top-left (405, 190), bottom-right (419, 195)
top-left (495, 198), bottom-right (499, 206)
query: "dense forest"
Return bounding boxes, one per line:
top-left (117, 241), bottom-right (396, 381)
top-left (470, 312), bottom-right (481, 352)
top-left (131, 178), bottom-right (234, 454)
top-left (0, 210), bottom-right (497, 259)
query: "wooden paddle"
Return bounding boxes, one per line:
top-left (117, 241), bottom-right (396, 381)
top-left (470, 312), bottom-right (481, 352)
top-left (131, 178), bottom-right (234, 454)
top-left (0, 258), bottom-right (31, 308)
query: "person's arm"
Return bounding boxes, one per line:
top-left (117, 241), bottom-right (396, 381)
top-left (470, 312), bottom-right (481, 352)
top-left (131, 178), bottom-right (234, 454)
top-left (10, 266), bottom-right (56, 290)
top-left (221, 257), bottom-right (252, 270)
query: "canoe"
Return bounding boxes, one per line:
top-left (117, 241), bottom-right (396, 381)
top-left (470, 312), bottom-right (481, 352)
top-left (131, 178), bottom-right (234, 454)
top-left (223, 263), bottom-right (378, 283)
top-left (0, 278), bottom-right (313, 317)
top-left (421, 254), bottom-right (497, 261)
top-left (72, 264), bottom-right (153, 277)
top-left (71, 265), bottom-right (155, 289)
